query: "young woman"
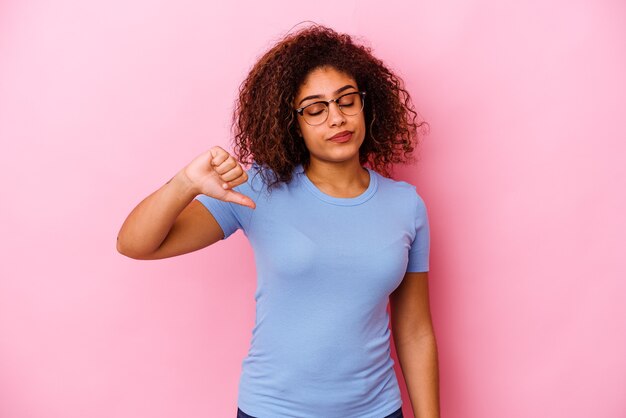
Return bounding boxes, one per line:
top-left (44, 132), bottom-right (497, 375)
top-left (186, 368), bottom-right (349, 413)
top-left (117, 24), bottom-right (439, 418)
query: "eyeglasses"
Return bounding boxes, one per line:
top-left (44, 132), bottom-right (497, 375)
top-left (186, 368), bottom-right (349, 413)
top-left (295, 91), bottom-right (366, 126)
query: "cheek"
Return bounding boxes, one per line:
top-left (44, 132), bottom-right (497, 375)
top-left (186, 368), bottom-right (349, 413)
top-left (358, 114), bottom-right (367, 130)
top-left (302, 134), bottom-right (320, 150)
top-left (300, 125), bottom-right (323, 142)
top-left (298, 121), bottom-right (317, 139)
top-left (356, 117), bottom-right (367, 140)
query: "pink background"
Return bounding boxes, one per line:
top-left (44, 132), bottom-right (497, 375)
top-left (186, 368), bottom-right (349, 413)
top-left (1, 1), bottom-right (625, 417)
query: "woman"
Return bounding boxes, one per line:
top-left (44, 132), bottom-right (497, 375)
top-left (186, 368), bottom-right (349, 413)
top-left (117, 24), bottom-right (440, 418)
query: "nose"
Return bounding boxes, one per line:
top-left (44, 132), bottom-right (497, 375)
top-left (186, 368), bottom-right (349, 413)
top-left (327, 101), bottom-right (346, 127)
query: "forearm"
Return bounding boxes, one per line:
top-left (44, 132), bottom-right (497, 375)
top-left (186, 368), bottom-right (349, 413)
top-left (395, 334), bottom-right (440, 418)
top-left (117, 170), bottom-right (198, 257)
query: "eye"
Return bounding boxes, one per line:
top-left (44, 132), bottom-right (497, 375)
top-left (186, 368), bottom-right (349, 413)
top-left (304, 103), bottom-right (326, 116)
top-left (337, 93), bottom-right (357, 107)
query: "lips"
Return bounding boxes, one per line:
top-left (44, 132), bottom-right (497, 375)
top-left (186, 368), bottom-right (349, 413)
top-left (328, 131), bottom-right (352, 142)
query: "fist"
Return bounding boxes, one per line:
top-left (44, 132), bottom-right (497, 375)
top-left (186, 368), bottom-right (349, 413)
top-left (183, 146), bottom-right (256, 209)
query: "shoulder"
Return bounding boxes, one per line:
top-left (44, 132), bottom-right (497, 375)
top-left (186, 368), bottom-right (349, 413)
top-left (374, 171), bottom-right (428, 224)
top-left (241, 161), bottom-right (302, 194)
top-left (375, 171), bottom-right (425, 204)
top-left (243, 161), bottom-right (266, 191)
top-left (235, 161), bottom-right (291, 204)
top-left (234, 161), bottom-right (275, 193)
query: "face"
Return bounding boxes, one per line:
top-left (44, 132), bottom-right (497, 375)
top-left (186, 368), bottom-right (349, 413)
top-left (293, 66), bottom-right (366, 166)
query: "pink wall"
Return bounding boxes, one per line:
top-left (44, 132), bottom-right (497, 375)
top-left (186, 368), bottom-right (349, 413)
top-left (1, 1), bottom-right (625, 417)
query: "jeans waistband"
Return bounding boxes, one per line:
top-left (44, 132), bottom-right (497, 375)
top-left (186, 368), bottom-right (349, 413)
top-left (236, 405), bottom-right (403, 418)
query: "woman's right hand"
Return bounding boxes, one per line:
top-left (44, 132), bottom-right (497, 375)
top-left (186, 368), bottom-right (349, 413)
top-left (181, 146), bottom-right (256, 209)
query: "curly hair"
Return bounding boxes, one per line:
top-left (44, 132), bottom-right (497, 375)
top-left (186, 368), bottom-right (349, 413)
top-left (231, 23), bottom-right (429, 192)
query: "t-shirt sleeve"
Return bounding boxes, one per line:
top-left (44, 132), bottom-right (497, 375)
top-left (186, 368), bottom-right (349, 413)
top-left (406, 190), bottom-right (430, 272)
top-left (194, 193), bottom-right (243, 240)
top-left (193, 166), bottom-right (260, 240)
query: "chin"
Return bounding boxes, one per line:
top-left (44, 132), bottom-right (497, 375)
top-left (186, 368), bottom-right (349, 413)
top-left (328, 150), bottom-right (363, 163)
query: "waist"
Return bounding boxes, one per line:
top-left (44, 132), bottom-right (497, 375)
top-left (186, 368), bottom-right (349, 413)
top-left (237, 405), bottom-right (403, 418)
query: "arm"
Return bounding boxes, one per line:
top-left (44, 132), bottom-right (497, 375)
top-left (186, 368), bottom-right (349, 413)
top-left (116, 146), bottom-right (253, 260)
top-left (390, 271), bottom-right (440, 418)
top-left (116, 170), bottom-right (223, 260)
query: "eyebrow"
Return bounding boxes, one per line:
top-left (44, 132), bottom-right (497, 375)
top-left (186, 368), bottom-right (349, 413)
top-left (297, 84), bottom-right (357, 106)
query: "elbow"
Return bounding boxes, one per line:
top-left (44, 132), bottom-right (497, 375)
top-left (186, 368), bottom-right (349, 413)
top-left (116, 237), bottom-right (157, 260)
top-left (116, 238), bottom-right (133, 258)
top-left (116, 236), bottom-right (124, 254)
top-left (116, 236), bottom-right (140, 259)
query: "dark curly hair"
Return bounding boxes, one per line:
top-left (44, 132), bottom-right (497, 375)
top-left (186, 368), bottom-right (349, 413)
top-left (231, 23), bottom-right (429, 192)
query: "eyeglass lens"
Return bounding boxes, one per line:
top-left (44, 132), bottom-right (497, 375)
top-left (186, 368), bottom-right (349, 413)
top-left (302, 92), bottom-right (364, 125)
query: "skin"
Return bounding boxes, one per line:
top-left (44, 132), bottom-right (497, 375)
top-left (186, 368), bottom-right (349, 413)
top-left (293, 66), bottom-right (370, 198)
top-left (390, 271), bottom-right (441, 417)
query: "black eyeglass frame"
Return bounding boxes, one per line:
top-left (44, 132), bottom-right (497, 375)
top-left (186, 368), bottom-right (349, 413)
top-left (294, 91), bottom-right (367, 126)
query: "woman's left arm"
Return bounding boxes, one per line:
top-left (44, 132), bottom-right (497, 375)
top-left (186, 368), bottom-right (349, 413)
top-left (390, 271), bottom-right (440, 418)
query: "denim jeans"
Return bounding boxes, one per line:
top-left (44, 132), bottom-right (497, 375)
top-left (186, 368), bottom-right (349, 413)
top-left (236, 406), bottom-right (403, 418)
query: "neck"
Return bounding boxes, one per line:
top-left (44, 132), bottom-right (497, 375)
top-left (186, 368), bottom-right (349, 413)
top-left (303, 157), bottom-right (369, 192)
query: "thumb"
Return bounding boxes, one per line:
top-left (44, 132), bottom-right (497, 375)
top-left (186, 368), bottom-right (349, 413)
top-left (223, 189), bottom-right (256, 209)
top-left (209, 148), bottom-right (219, 166)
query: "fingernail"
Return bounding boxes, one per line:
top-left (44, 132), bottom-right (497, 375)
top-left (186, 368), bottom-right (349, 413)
top-left (223, 183), bottom-right (228, 189)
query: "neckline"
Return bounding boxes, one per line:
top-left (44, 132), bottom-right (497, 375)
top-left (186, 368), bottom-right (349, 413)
top-left (295, 164), bottom-right (378, 206)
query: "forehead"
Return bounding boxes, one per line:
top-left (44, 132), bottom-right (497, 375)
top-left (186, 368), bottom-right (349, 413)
top-left (296, 67), bottom-right (357, 97)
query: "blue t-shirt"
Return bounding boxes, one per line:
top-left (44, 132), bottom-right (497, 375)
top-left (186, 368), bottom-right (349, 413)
top-left (195, 162), bottom-right (430, 418)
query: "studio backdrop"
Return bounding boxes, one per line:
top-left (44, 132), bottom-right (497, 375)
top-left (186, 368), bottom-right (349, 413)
top-left (1, 1), bottom-right (624, 417)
